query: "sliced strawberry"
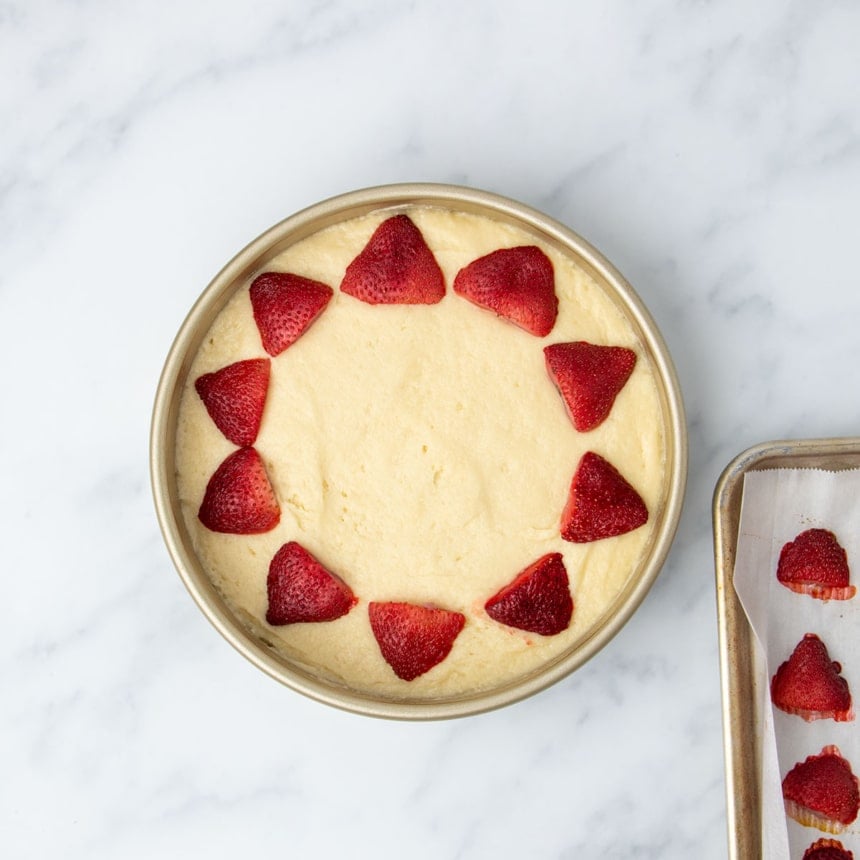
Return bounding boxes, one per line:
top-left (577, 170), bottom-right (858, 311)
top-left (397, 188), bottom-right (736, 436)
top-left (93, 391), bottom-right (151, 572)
top-left (340, 214), bottom-right (445, 305)
top-left (198, 447), bottom-right (280, 534)
top-left (453, 245), bottom-right (557, 336)
top-left (544, 341), bottom-right (637, 432)
top-left (777, 528), bottom-right (856, 601)
top-left (368, 601), bottom-right (465, 681)
top-left (485, 553), bottom-right (573, 636)
top-left (803, 839), bottom-right (854, 860)
top-left (266, 542), bottom-right (357, 625)
top-left (783, 745), bottom-right (860, 833)
top-left (194, 358), bottom-right (270, 446)
top-left (771, 633), bottom-right (853, 722)
top-left (249, 271), bottom-right (333, 356)
top-left (560, 451), bottom-right (648, 543)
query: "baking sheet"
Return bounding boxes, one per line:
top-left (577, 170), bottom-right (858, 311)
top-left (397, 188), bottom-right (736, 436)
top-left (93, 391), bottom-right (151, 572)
top-left (713, 438), bottom-right (860, 859)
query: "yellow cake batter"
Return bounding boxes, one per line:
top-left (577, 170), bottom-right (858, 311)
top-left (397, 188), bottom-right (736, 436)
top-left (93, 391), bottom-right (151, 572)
top-left (175, 206), bottom-right (667, 699)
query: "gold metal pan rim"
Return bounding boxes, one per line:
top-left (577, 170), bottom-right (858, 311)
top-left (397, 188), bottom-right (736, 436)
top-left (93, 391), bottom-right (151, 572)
top-left (150, 182), bottom-right (688, 720)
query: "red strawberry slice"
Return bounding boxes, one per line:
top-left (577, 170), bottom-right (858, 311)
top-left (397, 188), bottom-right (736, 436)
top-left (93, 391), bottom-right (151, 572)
top-left (771, 633), bottom-right (853, 722)
top-left (485, 553), bottom-right (573, 636)
top-left (194, 358), bottom-right (270, 446)
top-left (453, 245), bottom-right (557, 336)
top-left (803, 839), bottom-right (854, 860)
top-left (198, 447), bottom-right (280, 534)
top-left (249, 271), bottom-right (333, 356)
top-left (777, 528), bottom-right (856, 601)
top-left (544, 341), bottom-right (637, 432)
top-left (783, 745), bottom-right (860, 833)
top-left (368, 601), bottom-right (465, 681)
top-left (340, 214), bottom-right (445, 305)
top-left (266, 542), bottom-right (357, 625)
top-left (560, 451), bottom-right (648, 543)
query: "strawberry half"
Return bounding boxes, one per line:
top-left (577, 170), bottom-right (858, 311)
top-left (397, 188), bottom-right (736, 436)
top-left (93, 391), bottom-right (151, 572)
top-left (198, 447), bottom-right (280, 534)
top-left (266, 542), bottom-right (357, 625)
top-left (803, 839), bottom-right (854, 860)
top-left (249, 271), bottom-right (333, 356)
top-left (544, 341), bottom-right (637, 432)
top-left (771, 633), bottom-right (853, 722)
top-left (560, 451), bottom-right (648, 543)
top-left (453, 245), bottom-right (557, 336)
top-left (783, 745), bottom-right (860, 833)
top-left (340, 214), bottom-right (445, 305)
top-left (368, 601), bottom-right (465, 681)
top-left (194, 358), bottom-right (270, 446)
top-left (485, 553), bottom-right (573, 636)
top-left (777, 528), bottom-right (856, 601)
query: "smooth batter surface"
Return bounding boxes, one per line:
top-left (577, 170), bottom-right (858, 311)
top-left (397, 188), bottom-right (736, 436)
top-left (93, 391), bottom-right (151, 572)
top-left (175, 206), bottom-right (667, 700)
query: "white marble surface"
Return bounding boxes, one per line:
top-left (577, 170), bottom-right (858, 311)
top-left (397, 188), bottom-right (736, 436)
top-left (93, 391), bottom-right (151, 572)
top-left (3, 1), bottom-right (859, 857)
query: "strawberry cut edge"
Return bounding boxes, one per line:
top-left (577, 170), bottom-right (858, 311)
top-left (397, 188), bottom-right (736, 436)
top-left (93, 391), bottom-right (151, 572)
top-left (784, 798), bottom-right (851, 835)
top-left (780, 581), bottom-right (857, 601)
top-left (775, 703), bottom-right (855, 723)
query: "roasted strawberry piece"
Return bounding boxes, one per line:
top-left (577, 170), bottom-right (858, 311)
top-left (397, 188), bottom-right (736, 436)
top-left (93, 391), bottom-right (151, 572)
top-left (194, 358), bottom-right (270, 446)
top-left (771, 633), bottom-right (853, 722)
top-left (249, 271), bottom-right (333, 356)
top-left (368, 601), bottom-right (465, 681)
top-left (266, 542), bottom-right (357, 625)
top-left (777, 528), bottom-right (856, 601)
top-left (453, 245), bottom-right (557, 336)
top-left (485, 553), bottom-right (573, 636)
top-left (544, 341), bottom-right (637, 432)
top-left (340, 214), bottom-right (445, 305)
top-left (560, 451), bottom-right (648, 543)
top-left (783, 745), bottom-right (860, 833)
top-left (198, 447), bottom-right (280, 534)
top-left (803, 839), bottom-right (854, 860)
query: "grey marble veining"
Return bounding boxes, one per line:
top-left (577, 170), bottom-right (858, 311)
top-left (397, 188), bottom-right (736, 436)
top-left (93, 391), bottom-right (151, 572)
top-left (3, 1), bottom-right (860, 856)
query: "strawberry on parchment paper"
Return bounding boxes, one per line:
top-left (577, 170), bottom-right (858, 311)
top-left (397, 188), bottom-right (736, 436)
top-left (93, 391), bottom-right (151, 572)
top-left (802, 839), bottom-right (854, 860)
top-left (783, 745), bottom-right (860, 834)
top-left (777, 528), bottom-right (856, 601)
top-left (771, 633), bottom-right (853, 723)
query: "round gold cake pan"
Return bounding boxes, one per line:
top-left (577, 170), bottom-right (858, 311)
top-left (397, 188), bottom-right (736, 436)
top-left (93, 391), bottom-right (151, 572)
top-left (150, 182), bottom-right (688, 720)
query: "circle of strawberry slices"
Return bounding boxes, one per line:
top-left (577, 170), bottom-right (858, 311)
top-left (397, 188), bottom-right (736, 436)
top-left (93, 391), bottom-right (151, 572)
top-left (193, 213), bottom-right (649, 682)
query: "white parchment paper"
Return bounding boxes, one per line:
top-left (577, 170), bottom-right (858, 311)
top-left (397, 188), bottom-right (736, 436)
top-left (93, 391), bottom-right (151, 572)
top-left (734, 468), bottom-right (860, 859)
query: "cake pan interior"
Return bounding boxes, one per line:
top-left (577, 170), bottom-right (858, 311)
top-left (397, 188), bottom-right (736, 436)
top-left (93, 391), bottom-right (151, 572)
top-left (151, 183), bottom-right (688, 719)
